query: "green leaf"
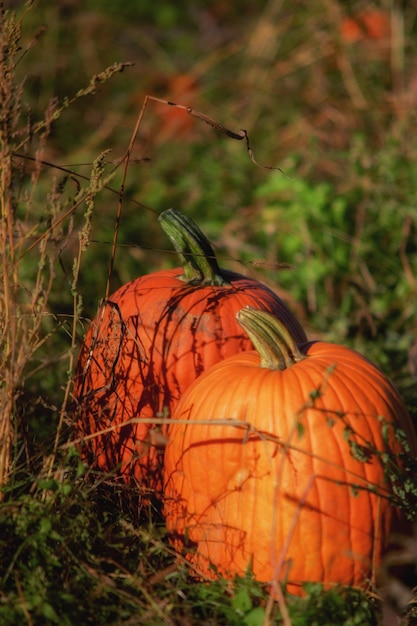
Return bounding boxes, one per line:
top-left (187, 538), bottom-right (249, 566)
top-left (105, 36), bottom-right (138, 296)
top-left (232, 588), bottom-right (252, 613)
top-left (244, 606), bottom-right (266, 626)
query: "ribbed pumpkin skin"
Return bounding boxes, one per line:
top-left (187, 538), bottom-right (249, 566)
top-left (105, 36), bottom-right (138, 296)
top-left (72, 268), bottom-right (306, 491)
top-left (163, 341), bottom-right (416, 593)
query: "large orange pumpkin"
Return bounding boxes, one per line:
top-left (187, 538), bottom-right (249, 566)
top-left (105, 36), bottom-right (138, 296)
top-left (164, 307), bottom-right (417, 594)
top-left (72, 212), bottom-right (306, 494)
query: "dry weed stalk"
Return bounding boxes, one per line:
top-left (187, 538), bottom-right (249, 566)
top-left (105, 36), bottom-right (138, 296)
top-left (0, 3), bottom-right (130, 496)
top-left (0, 4), bottom-right (29, 499)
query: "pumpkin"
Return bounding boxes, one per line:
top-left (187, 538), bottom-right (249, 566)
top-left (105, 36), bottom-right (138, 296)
top-left (163, 307), bottom-right (417, 594)
top-left (72, 211), bottom-right (306, 494)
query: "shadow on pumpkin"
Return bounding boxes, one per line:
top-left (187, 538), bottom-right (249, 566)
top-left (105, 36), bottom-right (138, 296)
top-left (163, 413), bottom-right (413, 595)
top-left (72, 270), bottom-right (302, 495)
top-left (163, 477), bottom-right (392, 595)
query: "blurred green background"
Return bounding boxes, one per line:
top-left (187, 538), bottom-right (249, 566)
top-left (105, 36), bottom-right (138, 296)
top-left (12, 0), bottom-right (417, 411)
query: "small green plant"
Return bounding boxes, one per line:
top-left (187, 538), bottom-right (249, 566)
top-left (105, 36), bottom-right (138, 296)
top-left (0, 448), bottom-right (171, 625)
top-left (255, 171), bottom-right (350, 319)
top-left (286, 584), bottom-right (379, 626)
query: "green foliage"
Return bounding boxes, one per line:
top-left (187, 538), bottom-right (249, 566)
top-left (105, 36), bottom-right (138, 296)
top-left (0, 451), bottom-right (160, 625)
top-left (253, 149), bottom-right (417, 394)
top-left (255, 170), bottom-right (351, 320)
top-left (287, 584), bottom-right (379, 626)
top-left (187, 572), bottom-right (267, 625)
top-left (255, 153), bottom-right (417, 340)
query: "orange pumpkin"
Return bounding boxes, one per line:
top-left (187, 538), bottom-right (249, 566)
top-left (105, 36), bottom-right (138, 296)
top-left (340, 10), bottom-right (390, 43)
top-left (72, 213), bottom-right (306, 494)
top-left (164, 307), bottom-right (417, 594)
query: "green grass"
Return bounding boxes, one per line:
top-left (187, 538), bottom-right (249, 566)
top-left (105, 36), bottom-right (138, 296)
top-left (2, 1), bottom-right (417, 623)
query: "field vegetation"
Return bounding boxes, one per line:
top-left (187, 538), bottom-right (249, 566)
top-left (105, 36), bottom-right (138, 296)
top-left (1, 1), bottom-right (417, 623)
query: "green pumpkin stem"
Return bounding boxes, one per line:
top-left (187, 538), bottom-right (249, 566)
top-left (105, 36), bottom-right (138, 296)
top-left (158, 209), bottom-right (229, 286)
top-left (237, 307), bottom-right (305, 370)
